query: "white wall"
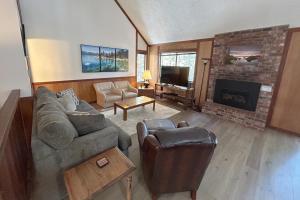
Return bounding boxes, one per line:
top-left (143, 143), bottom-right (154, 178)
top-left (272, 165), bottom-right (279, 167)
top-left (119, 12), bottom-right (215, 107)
top-left (20, 0), bottom-right (136, 83)
top-left (0, 0), bottom-right (32, 108)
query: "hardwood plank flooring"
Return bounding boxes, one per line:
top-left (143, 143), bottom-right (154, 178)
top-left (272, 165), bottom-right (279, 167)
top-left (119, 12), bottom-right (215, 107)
top-left (87, 101), bottom-right (300, 200)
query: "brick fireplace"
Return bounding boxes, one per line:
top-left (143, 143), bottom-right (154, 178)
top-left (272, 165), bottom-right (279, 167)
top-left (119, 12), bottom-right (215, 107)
top-left (202, 25), bottom-right (289, 130)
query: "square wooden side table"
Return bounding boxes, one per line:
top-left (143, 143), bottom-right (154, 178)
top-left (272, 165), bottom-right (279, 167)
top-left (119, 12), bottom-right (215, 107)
top-left (138, 87), bottom-right (155, 98)
top-left (64, 147), bottom-right (136, 200)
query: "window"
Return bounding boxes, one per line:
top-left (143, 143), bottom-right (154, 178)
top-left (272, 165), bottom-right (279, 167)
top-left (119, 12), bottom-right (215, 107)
top-left (137, 53), bottom-right (146, 82)
top-left (160, 52), bottom-right (196, 82)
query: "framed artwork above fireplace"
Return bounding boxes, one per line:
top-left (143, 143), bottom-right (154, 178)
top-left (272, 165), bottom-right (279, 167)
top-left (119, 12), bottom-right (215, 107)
top-left (224, 45), bottom-right (262, 66)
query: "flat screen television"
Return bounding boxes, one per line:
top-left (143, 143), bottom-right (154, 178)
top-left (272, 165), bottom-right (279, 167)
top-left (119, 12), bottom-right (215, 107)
top-left (160, 66), bottom-right (189, 87)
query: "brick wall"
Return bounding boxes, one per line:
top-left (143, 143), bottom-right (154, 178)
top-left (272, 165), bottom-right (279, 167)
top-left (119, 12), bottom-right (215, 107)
top-left (202, 25), bottom-right (289, 130)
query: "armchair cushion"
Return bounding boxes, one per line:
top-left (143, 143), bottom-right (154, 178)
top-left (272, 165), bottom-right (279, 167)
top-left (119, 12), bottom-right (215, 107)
top-left (124, 91), bottom-right (138, 98)
top-left (153, 127), bottom-right (213, 148)
top-left (144, 119), bottom-right (176, 133)
top-left (114, 81), bottom-right (129, 89)
top-left (106, 94), bottom-right (122, 102)
top-left (114, 81), bottom-right (138, 98)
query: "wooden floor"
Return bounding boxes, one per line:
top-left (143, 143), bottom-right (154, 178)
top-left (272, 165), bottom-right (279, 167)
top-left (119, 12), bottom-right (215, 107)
top-left (169, 110), bottom-right (300, 200)
top-left (91, 100), bottom-right (300, 200)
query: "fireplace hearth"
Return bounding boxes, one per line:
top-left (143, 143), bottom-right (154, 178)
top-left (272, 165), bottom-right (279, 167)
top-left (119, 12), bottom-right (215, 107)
top-left (213, 79), bottom-right (261, 111)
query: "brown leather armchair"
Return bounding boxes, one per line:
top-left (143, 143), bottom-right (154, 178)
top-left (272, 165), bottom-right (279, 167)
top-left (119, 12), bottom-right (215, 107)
top-left (137, 119), bottom-right (217, 200)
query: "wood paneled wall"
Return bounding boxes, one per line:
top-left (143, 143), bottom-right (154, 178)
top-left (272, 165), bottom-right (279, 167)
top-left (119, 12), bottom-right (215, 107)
top-left (194, 40), bottom-right (213, 106)
top-left (0, 90), bottom-right (31, 200)
top-left (269, 29), bottom-right (300, 134)
top-left (33, 76), bottom-right (137, 103)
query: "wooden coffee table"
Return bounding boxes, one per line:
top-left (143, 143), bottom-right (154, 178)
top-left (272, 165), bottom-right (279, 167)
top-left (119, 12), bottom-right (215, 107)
top-left (114, 96), bottom-right (155, 121)
top-left (64, 147), bottom-right (136, 200)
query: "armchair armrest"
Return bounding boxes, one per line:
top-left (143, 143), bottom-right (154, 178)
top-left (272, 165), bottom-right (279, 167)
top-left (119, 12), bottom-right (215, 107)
top-left (94, 87), bottom-right (107, 106)
top-left (137, 122), bottom-right (149, 147)
top-left (128, 85), bottom-right (138, 93)
top-left (143, 134), bottom-right (160, 152)
top-left (95, 89), bottom-right (106, 98)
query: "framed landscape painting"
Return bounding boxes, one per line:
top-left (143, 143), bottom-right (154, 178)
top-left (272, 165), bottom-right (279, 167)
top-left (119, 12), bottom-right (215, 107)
top-left (224, 45), bottom-right (262, 66)
top-left (100, 47), bottom-right (116, 72)
top-left (81, 45), bottom-right (100, 72)
top-left (116, 48), bottom-right (129, 72)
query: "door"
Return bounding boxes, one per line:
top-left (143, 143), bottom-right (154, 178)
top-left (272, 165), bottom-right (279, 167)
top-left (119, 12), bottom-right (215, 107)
top-left (270, 30), bottom-right (300, 134)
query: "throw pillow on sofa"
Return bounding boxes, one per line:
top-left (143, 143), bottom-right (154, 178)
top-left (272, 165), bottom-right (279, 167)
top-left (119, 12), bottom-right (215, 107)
top-left (57, 88), bottom-right (79, 105)
top-left (67, 111), bottom-right (107, 136)
top-left (58, 94), bottom-right (77, 112)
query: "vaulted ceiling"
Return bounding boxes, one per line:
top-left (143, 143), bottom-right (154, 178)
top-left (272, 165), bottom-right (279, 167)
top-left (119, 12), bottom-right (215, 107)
top-left (117, 0), bottom-right (300, 44)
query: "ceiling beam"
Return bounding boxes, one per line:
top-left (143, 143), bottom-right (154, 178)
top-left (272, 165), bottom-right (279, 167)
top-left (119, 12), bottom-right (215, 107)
top-left (114, 0), bottom-right (149, 46)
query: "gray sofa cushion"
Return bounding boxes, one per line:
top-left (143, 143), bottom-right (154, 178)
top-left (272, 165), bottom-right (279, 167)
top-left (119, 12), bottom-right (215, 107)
top-left (58, 94), bottom-right (77, 112)
top-left (37, 112), bottom-right (78, 149)
top-left (37, 95), bottom-right (66, 111)
top-left (58, 125), bottom-right (119, 168)
top-left (36, 86), bottom-right (57, 99)
top-left (76, 100), bottom-right (96, 112)
top-left (67, 112), bottom-right (107, 136)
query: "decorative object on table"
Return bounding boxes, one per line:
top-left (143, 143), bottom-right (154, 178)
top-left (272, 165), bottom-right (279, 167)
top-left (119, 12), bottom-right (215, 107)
top-left (142, 70), bottom-right (152, 88)
top-left (224, 44), bottom-right (262, 66)
top-left (116, 48), bottom-right (129, 72)
top-left (81, 44), bottom-right (129, 73)
top-left (81, 44), bottom-right (101, 73)
top-left (96, 157), bottom-right (109, 168)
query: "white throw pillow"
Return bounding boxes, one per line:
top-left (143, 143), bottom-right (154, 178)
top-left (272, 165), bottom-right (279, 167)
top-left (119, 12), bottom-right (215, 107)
top-left (58, 94), bottom-right (77, 112)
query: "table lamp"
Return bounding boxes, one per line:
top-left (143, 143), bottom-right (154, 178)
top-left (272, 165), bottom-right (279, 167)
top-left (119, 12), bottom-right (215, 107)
top-left (142, 70), bottom-right (152, 88)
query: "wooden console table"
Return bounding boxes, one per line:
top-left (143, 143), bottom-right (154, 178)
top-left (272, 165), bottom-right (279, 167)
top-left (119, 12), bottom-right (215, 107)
top-left (154, 83), bottom-right (194, 107)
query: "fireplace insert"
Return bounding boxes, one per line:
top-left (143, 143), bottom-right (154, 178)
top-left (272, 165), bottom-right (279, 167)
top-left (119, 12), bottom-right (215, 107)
top-left (213, 79), bottom-right (261, 111)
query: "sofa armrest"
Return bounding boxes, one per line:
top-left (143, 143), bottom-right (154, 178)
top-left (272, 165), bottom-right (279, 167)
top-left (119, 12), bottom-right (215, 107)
top-left (105, 119), bottom-right (132, 151)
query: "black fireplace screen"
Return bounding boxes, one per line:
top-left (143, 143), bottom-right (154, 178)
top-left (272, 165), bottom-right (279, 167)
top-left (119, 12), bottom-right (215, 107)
top-left (213, 79), bottom-right (261, 111)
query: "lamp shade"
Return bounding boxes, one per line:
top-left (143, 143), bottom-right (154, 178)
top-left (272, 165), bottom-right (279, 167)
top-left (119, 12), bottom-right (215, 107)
top-left (142, 70), bottom-right (152, 80)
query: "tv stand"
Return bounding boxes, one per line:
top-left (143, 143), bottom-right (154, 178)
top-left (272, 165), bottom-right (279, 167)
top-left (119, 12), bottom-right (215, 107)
top-left (155, 83), bottom-right (194, 107)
